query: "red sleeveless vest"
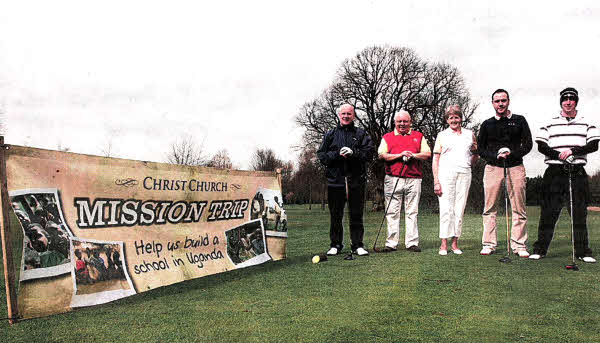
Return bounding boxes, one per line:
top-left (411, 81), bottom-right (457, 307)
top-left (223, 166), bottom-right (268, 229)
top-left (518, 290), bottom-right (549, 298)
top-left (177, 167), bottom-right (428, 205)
top-left (382, 130), bottom-right (424, 178)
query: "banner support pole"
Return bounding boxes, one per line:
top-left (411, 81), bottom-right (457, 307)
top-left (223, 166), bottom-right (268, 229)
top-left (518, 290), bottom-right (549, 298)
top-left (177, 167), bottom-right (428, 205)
top-left (0, 136), bottom-right (18, 324)
top-left (276, 168), bottom-right (282, 191)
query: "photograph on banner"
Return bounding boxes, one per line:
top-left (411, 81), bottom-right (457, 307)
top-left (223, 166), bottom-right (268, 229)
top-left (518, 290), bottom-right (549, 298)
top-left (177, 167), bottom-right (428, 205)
top-left (251, 187), bottom-right (287, 232)
top-left (70, 237), bottom-right (136, 308)
top-left (225, 219), bottom-right (271, 267)
top-left (10, 188), bottom-right (73, 280)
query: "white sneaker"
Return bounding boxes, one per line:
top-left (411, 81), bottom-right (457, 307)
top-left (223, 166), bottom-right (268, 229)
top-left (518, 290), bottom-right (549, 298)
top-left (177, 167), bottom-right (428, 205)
top-left (517, 250), bottom-right (530, 258)
top-left (452, 249), bottom-right (463, 255)
top-left (326, 247), bottom-right (338, 256)
top-left (438, 249), bottom-right (447, 256)
top-left (579, 256), bottom-right (597, 263)
top-left (480, 247), bottom-right (494, 255)
top-left (355, 247), bottom-right (369, 256)
top-left (529, 254), bottom-right (542, 260)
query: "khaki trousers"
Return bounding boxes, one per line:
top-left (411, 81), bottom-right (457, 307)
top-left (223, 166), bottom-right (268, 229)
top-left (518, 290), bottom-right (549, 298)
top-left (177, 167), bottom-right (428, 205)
top-left (384, 175), bottom-right (421, 249)
top-left (482, 164), bottom-right (528, 252)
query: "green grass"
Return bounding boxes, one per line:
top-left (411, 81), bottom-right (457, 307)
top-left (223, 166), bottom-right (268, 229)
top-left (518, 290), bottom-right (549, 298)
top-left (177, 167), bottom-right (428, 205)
top-left (2, 205), bottom-right (600, 342)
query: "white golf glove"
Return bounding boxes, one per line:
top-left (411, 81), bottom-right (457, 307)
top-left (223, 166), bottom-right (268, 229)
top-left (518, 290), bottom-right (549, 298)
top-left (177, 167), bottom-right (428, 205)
top-left (402, 156), bottom-right (409, 162)
top-left (497, 147), bottom-right (510, 158)
top-left (340, 147), bottom-right (353, 156)
top-left (566, 155), bottom-right (575, 164)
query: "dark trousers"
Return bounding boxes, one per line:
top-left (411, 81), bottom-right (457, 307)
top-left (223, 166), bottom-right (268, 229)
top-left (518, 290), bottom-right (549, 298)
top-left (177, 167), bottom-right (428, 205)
top-left (533, 165), bottom-right (593, 257)
top-left (328, 184), bottom-right (365, 251)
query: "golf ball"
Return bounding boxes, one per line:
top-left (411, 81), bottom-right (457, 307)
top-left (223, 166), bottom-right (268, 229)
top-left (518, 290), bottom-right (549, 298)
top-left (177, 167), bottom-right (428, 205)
top-left (312, 255), bottom-right (320, 263)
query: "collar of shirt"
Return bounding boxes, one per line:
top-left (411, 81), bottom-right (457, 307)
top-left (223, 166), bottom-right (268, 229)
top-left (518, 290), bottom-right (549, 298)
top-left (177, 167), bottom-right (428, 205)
top-left (495, 111), bottom-right (512, 120)
top-left (394, 128), bottom-right (412, 136)
top-left (560, 110), bottom-right (578, 121)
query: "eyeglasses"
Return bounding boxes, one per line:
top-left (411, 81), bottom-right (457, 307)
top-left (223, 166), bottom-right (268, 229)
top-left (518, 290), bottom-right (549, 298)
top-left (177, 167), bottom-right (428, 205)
top-left (562, 95), bottom-right (577, 101)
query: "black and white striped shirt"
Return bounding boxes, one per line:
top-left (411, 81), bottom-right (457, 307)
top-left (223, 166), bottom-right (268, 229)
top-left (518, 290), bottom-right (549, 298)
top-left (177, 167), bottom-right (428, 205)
top-left (536, 114), bottom-right (600, 165)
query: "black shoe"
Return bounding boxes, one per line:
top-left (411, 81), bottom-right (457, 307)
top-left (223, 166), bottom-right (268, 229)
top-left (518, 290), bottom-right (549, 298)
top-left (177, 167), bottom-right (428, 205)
top-left (406, 246), bottom-right (421, 252)
top-left (382, 246), bottom-right (397, 253)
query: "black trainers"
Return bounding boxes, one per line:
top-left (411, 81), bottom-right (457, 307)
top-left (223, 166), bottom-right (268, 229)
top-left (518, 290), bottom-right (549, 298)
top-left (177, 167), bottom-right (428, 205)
top-left (406, 246), bottom-right (421, 252)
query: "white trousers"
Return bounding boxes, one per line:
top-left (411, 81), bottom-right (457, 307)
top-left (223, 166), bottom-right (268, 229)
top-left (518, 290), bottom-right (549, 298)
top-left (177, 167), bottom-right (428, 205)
top-left (438, 170), bottom-right (472, 239)
top-left (384, 175), bottom-right (421, 248)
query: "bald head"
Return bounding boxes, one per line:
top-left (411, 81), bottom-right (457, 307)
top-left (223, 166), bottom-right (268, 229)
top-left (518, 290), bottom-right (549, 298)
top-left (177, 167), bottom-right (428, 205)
top-left (337, 104), bottom-right (356, 127)
top-left (394, 110), bottom-right (411, 134)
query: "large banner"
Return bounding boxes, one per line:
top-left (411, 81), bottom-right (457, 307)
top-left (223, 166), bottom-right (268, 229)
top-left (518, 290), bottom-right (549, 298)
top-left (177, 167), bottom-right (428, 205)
top-left (4, 145), bottom-right (287, 319)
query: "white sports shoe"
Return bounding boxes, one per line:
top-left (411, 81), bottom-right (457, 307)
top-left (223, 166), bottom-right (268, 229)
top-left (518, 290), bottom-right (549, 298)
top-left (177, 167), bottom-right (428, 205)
top-left (438, 249), bottom-right (448, 256)
top-left (517, 250), bottom-right (530, 258)
top-left (480, 247), bottom-right (494, 255)
top-left (529, 254), bottom-right (542, 260)
top-left (326, 247), bottom-right (338, 256)
top-left (355, 247), bottom-right (369, 256)
top-left (579, 256), bottom-right (597, 263)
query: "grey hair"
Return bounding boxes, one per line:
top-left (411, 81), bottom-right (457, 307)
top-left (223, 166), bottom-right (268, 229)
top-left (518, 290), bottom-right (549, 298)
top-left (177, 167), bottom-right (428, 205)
top-left (337, 103), bottom-right (355, 114)
top-left (394, 110), bottom-right (411, 121)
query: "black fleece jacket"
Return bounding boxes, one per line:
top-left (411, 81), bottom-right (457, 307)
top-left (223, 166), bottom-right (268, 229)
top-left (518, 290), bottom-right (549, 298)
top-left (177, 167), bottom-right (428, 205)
top-left (317, 123), bottom-right (375, 187)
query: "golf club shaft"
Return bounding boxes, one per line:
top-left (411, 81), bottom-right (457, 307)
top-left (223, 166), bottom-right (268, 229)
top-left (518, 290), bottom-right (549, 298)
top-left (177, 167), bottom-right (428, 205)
top-left (373, 160), bottom-right (407, 250)
top-left (344, 174), bottom-right (353, 259)
top-left (503, 160), bottom-right (510, 256)
top-left (568, 164), bottom-right (576, 265)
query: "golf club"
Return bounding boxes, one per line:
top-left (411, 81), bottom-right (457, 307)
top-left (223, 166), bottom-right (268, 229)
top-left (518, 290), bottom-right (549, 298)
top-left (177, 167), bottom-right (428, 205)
top-left (343, 174), bottom-right (355, 260)
top-left (373, 157), bottom-right (408, 253)
top-left (499, 159), bottom-right (512, 263)
top-left (565, 163), bottom-right (579, 271)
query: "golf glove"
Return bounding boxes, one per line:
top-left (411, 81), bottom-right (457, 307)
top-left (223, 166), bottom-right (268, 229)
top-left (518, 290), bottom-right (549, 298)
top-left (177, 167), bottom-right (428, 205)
top-left (497, 147), bottom-right (510, 158)
top-left (566, 155), bottom-right (575, 163)
top-left (340, 147), bottom-right (353, 156)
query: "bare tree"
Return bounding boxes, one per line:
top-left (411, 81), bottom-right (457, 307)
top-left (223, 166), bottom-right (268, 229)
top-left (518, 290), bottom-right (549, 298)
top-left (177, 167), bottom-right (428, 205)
top-left (250, 148), bottom-right (294, 201)
top-left (288, 147), bottom-right (326, 209)
top-left (297, 46), bottom-right (477, 151)
top-left (296, 45), bottom-right (479, 210)
top-left (166, 134), bottom-right (208, 166)
top-left (207, 149), bottom-right (234, 169)
top-left (250, 148), bottom-right (281, 172)
top-left (56, 141), bottom-right (71, 152)
top-left (101, 140), bottom-right (114, 157)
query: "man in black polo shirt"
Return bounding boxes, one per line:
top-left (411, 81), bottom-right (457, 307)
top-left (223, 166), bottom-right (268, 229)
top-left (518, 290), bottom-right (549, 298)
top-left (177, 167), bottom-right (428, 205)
top-left (477, 89), bottom-right (533, 257)
top-left (530, 87), bottom-right (599, 262)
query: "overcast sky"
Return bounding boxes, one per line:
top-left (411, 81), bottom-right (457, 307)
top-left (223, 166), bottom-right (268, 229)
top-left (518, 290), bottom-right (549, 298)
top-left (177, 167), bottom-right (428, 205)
top-left (1, 1), bottom-right (599, 176)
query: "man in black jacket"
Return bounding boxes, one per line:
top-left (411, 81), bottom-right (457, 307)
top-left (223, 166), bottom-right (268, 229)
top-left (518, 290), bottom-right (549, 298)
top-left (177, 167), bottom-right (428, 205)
top-left (317, 104), bottom-right (375, 256)
top-left (477, 89), bottom-right (533, 257)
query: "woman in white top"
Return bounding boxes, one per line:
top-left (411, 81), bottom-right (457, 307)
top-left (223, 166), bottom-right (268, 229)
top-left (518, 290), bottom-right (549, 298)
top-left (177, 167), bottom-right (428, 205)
top-left (432, 105), bottom-right (478, 255)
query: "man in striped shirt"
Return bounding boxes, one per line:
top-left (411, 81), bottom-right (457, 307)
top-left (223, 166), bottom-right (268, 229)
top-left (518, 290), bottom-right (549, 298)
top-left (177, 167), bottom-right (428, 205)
top-left (530, 87), bottom-right (600, 262)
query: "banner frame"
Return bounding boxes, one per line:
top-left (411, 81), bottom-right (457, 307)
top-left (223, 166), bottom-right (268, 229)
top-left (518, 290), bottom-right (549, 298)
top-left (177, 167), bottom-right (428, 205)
top-left (0, 137), bottom-right (19, 324)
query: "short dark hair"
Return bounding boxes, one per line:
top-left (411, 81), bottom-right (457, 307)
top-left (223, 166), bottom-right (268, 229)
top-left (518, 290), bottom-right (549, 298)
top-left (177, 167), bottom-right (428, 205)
top-left (491, 89), bottom-right (510, 100)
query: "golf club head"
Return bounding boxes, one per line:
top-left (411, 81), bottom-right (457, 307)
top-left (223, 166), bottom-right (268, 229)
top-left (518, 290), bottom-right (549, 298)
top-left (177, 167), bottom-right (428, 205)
top-left (565, 264), bottom-right (579, 271)
top-left (499, 256), bottom-right (512, 263)
top-left (343, 253), bottom-right (355, 260)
